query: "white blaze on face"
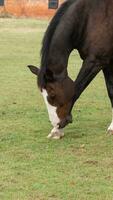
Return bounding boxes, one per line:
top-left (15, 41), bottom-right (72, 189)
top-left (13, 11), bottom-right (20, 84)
top-left (42, 89), bottom-right (60, 127)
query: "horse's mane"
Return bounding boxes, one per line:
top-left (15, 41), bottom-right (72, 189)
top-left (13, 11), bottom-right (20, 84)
top-left (38, 0), bottom-right (76, 89)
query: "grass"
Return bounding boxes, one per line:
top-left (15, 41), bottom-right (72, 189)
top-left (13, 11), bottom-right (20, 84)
top-left (0, 18), bottom-right (113, 200)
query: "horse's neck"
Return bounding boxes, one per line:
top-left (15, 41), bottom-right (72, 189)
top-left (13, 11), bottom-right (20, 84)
top-left (47, 18), bottom-right (75, 75)
top-left (48, 40), bottom-right (72, 75)
top-left (47, 1), bottom-right (86, 75)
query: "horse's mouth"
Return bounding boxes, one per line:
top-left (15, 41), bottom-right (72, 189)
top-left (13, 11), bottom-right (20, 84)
top-left (58, 114), bottom-right (73, 129)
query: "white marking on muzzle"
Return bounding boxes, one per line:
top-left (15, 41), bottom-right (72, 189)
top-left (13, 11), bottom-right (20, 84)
top-left (42, 89), bottom-right (60, 127)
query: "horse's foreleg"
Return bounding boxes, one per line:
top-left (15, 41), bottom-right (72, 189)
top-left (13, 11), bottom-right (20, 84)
top-left (73, 57), bottom-right (101, 102)
top-left (103, 66), bottom-right (113, 134)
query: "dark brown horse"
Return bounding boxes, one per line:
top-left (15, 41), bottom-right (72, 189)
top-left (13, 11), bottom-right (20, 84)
top-left (28, 0), bottom-right (113, 139)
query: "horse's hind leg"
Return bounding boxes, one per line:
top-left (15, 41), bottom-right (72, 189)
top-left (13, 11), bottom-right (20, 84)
top-left (103, 65), bottom-right (113, 134)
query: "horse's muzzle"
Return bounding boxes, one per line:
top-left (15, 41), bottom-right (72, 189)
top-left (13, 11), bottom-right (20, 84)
top-left (58, 114), bottom-right (73, 129)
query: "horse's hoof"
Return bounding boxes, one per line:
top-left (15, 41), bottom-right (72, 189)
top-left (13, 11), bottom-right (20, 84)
top-left (52, 134), bottom-right (61, 140)
top-left (47, 129), bottom-right (64, 139)
top-left (107, 129), bottom-right (113, 135)
top-left (52, 132), bottom-right (64, 139)
top-left (47, 132), bottom-right (64, 139)
top-left (47, 133), bottom-right (61, 139)
top-left (47, 133), bottom-right (53, 139)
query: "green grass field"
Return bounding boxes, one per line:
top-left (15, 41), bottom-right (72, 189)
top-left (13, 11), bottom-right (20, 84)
top-left (0, 18), bottom-right (113, 200)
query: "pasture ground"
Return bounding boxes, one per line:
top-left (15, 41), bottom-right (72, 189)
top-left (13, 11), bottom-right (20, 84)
top-left (0, 18), bottom-right (113, 200)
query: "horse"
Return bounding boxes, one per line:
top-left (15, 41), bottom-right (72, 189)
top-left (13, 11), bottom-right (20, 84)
top-left (28, 0), bottom-right (113, 139)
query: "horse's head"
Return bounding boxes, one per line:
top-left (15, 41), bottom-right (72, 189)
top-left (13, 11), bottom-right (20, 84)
top-left (28, 65), bottom-right (75, 138)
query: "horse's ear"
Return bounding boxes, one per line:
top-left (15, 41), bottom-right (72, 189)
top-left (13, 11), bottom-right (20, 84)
top-left (27, 65), bottom-right (40, 76)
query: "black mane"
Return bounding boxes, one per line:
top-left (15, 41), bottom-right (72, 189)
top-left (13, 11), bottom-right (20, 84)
top-left (38, 0), bottom-right (76, 89)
